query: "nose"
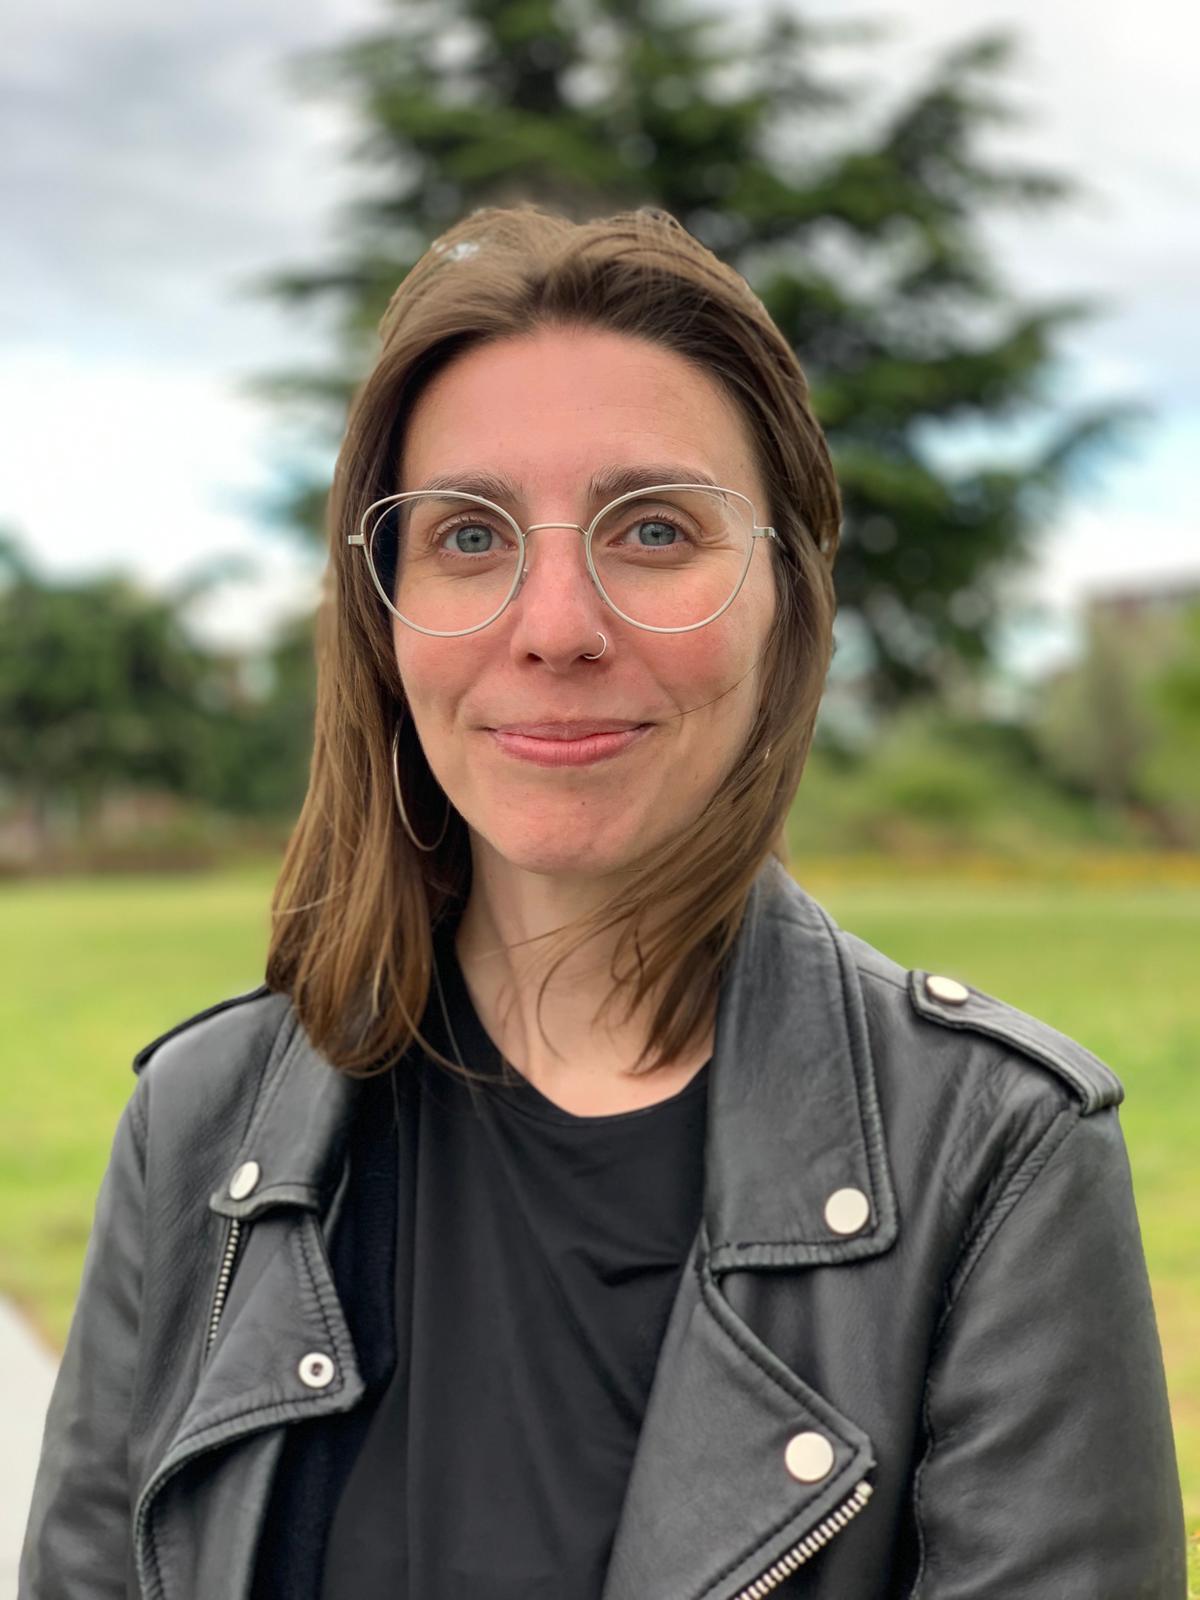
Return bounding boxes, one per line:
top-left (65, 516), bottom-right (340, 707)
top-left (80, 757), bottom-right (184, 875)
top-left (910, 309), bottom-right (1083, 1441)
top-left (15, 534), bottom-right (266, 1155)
top-left (506, 524), bottom-right (610, 669)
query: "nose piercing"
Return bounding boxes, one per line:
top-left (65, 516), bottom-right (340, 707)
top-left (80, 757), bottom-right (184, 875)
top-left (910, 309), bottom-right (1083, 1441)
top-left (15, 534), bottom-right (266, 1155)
top-left (582, 631), bottom-right (607, 660)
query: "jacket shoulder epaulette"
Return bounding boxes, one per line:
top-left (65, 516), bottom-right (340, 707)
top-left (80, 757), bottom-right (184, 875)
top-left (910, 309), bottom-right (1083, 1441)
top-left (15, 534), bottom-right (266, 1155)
top-left (131, 984), bottom-right (275, 1076)
top-left (906, 968), bottom-right (1123, 1115)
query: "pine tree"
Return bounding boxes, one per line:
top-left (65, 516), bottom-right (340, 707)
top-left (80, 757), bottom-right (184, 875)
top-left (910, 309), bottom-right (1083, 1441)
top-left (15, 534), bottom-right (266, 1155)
top-left (248, 0), bottom-right (1130, 703)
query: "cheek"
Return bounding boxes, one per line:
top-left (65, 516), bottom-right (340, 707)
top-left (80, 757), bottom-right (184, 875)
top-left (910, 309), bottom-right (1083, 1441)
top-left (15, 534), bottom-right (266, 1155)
top-left (660, 603), bottom-right (767, 704)
top-left (667, 583), bottom-right (774, 763)
top-left (393, 631), bottom-right (474, 741)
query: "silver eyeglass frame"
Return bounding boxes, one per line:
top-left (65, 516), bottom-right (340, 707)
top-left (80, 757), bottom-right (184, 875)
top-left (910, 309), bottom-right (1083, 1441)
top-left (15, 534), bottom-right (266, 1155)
top-left (347, 482), bottom-right (778, 637)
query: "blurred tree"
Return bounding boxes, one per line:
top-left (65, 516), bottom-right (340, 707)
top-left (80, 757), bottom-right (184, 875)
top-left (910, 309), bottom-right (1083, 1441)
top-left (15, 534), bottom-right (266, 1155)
top-left (1032, 611), bottom-right (1154, 812)
top-left (0, 534), bottom-right (281, 853)
top-left (244, 0), bottom-right (1133, 704)
top-left (197, 610), bottom-right (318, 819)
top-left (1033, 599), bottom-right (1200, 846)
top-left (0, 568), bottom-right (201, 850)
top-left (1139, 603), bottom-right (1200, 844)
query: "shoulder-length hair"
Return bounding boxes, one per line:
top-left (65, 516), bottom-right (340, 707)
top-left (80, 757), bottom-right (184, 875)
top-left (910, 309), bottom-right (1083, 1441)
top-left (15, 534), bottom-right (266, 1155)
top-left (266, 202), bottom-right (842, 1079)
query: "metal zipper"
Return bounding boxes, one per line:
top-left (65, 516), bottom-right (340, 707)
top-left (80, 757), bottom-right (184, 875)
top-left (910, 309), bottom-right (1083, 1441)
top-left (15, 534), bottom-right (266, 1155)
top-left (204, 1215), bottom-right (243, 1360)
top-left (729, 1479), bottom-right (874, 1600)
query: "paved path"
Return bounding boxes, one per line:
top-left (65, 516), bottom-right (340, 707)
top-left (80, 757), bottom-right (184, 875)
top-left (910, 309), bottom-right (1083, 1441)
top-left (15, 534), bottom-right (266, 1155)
top-left (0, 1298), bottom-right (58, 1592)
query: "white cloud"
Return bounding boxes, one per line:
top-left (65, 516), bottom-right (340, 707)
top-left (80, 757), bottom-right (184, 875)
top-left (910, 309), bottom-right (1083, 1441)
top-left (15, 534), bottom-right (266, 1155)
top-left (1027, 504), bottom-right (1200, 611)
top-left (2, 0), bottom-right (372, 362)
top-left (0, 349), bottom-right (323, 648)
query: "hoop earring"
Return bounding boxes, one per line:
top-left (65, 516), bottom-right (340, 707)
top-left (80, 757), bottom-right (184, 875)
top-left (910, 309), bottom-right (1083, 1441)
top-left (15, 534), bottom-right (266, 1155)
top-left (582, 631), bottom-right (607, 660)
top-left (391, 726), bottom-right (451, 852)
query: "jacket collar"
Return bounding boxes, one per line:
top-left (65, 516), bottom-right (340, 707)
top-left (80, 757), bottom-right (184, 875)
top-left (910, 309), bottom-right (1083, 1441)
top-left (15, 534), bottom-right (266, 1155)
top-left (704, 855), bottom-right (897, 1268)
top-left (210, 855), bottom-right (898, 1268)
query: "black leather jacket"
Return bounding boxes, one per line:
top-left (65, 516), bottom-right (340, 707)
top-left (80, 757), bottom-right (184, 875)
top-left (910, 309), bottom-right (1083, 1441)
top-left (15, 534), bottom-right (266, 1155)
top-left (19, 859), bottom-right (1187, 1598)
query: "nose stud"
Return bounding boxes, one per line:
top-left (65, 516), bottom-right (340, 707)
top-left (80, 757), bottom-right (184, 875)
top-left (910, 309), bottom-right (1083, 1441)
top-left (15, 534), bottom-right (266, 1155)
top-left (582, 632), bottom-right (607, 660)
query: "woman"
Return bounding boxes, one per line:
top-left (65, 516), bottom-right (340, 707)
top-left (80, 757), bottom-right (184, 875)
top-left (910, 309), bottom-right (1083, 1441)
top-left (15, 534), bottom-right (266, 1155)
top-left (20, 204), bottom-right (1185, 1599)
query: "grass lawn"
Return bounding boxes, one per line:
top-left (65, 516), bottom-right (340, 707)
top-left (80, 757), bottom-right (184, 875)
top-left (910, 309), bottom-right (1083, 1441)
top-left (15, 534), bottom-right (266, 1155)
top-left (0, 863), bottom-right (278, 1347)
top-left (1, 855), bottom-right (1197, 1577)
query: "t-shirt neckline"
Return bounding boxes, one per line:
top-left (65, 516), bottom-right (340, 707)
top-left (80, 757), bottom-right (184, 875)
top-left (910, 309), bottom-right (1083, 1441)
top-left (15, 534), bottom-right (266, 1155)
top-left (430, 921), bottom-right (711, 1128)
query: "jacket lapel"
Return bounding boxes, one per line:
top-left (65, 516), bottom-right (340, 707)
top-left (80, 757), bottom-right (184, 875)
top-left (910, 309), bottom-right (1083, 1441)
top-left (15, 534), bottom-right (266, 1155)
top-left (600, 858), bottom-right (897, 1600)
top-left (704, 857), bottom-right (897, 1269)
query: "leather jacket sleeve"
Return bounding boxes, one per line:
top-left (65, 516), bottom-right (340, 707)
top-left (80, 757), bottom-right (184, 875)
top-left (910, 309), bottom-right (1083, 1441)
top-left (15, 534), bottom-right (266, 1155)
top-left (909, 1103), bottom-right (1186, 1598)
top-left (18, 1079), bottom-right (148, 1599)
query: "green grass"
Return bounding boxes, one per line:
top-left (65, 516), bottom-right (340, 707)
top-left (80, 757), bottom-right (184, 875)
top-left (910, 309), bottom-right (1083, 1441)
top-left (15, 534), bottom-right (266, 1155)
top-left (1, 857), bottom-right (1197, 1572)
top-left (0, 861), bottom-right (278, 1347)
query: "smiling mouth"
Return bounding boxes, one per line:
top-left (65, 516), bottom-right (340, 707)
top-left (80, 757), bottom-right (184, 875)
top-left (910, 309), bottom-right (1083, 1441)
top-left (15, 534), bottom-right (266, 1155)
top-left (489, 721), bottom-right (650, 739)
top-left (485, 723), bottom-right (653, 767)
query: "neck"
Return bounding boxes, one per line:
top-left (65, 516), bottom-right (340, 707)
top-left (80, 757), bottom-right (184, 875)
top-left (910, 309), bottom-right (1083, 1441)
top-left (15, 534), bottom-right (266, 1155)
top-left (452, 839), bottom-right (713, 1113)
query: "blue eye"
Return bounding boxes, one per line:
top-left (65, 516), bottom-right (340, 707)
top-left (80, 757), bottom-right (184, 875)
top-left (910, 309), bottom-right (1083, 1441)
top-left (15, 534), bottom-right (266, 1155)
top-left (443, 522), bottom-right (499, 554)
top-left (631, 519), bottom-right (681, 547)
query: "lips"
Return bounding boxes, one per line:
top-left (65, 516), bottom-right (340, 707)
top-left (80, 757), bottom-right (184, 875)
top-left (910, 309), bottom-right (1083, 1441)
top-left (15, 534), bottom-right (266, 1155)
top-left (486, 721), bottom-right (654, 768)
top-left (489, 720), bottom-right (649, 739)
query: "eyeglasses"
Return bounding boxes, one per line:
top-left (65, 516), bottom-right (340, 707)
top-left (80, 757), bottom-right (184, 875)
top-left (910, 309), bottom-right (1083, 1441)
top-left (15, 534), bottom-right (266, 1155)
top-left (347, 483), bottom-right (778, 636)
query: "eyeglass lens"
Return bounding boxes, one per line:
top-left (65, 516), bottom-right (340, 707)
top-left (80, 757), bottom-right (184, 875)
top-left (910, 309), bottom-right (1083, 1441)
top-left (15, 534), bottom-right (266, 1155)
top-left (366, 487), bottom-right (754, 633)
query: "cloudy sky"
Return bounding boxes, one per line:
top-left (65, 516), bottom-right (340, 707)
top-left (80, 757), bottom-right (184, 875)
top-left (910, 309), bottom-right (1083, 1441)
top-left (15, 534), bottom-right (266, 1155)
top-left (3, 0), bottom-right (1197, 675)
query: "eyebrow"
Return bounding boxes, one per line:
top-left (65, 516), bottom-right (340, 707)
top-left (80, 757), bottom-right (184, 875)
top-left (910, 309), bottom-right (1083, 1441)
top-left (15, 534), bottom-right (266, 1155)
top-left (408, 464), bottom-right (721, 503)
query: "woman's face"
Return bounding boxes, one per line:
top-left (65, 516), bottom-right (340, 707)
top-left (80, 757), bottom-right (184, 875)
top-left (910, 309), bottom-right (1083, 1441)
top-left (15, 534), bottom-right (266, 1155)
top-left (392, 324), bottom-right (778, 881)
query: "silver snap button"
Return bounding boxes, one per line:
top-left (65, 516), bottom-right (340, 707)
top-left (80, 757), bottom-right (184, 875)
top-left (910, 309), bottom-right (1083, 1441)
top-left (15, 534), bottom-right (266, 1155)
top-left (925, 974), bottom-right (969, 1005)
top-left (785, 1431), bottom-right (835, 1483)
top-left (824, 1186), bottom-right (870, 1236)
top-left (228, 1160), bottom-right (261, 1200)
top-left (298, 1351), bottom-right (335, 1389)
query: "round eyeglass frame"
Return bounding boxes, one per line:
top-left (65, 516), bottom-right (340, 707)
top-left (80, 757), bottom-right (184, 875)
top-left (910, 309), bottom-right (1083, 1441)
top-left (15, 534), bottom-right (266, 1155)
top-left (347, 482), bottom-right (779, 637)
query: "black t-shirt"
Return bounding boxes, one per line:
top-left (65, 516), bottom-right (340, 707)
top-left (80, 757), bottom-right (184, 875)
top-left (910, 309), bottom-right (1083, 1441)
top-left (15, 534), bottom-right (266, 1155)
top-left (251, 924), bottom-right (710, 1599)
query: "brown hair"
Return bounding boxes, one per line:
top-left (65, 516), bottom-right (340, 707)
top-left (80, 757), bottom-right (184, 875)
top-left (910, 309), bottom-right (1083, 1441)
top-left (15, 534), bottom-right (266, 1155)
top-left (266, 202), bottom-right (841, 1078)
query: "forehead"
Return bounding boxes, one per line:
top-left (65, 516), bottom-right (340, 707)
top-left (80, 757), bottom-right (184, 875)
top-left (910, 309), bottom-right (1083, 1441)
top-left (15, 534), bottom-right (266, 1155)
top-left (397, 325), bottom-right (766, 507)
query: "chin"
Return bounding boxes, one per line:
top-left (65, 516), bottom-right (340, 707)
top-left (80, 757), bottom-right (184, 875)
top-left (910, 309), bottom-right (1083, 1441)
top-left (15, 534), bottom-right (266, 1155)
top-left (472, 817), bottom-right (650, 881)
